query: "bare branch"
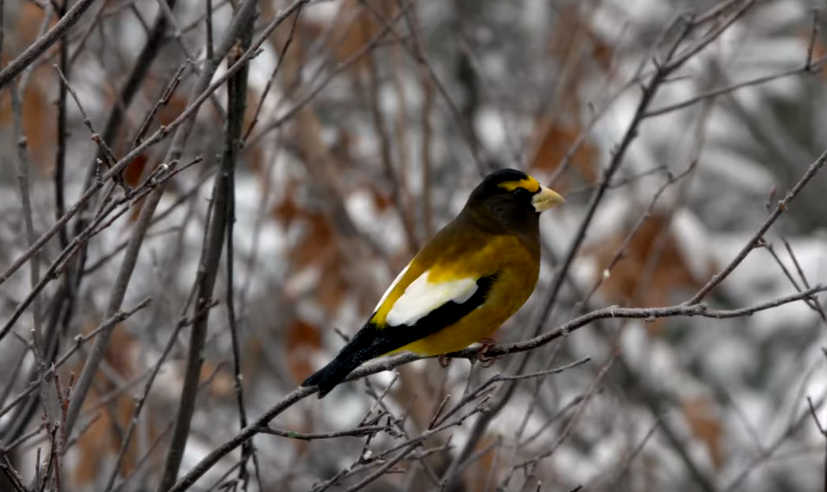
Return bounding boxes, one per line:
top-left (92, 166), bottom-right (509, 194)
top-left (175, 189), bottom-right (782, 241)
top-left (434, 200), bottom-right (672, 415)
top-left (0, 0), bottom-right (97, 88)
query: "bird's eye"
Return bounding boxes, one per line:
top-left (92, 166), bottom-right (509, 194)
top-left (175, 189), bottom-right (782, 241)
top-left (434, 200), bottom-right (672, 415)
top-left (513, 187), bottom-right (531, 200)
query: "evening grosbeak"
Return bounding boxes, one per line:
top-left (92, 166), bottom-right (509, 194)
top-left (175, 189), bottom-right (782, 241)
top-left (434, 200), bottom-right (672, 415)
top-left (303, 169), bottom-right (565, 397)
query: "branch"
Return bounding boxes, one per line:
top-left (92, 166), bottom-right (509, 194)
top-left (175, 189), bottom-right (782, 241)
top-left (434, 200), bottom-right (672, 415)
top-left (643, 59), bottom-right (827, 118)
top-left (0, 0), bottom-right (97, 88)
top-left (222, 17), bottom-right (257, 490)
top-left (62, 0), bottom-right (266, 444)
top-left (256, 425), bottom-right (387, 441)
top-left (687, 146), bottom-right (827, 304)
top-left (163, 282), bottom-right (827, 491)
top-left (155, 4), bottom-right (256, 490)
top-left (0, 0), bottom-right (308, 292)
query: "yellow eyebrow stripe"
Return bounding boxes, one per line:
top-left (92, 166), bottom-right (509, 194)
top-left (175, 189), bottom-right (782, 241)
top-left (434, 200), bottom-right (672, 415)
top-left (498, 176), bottom-right (540, 193)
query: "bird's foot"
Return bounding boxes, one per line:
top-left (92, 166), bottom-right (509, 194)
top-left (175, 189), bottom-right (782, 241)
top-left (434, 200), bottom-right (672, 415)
top-left (438, 353), bottom-right (452, 368)
top-left (477, 338), bottom-right (500, 368)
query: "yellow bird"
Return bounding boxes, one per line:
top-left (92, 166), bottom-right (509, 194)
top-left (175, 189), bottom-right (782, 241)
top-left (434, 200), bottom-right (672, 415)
top-left (303, 169), bottom-right (564, 397)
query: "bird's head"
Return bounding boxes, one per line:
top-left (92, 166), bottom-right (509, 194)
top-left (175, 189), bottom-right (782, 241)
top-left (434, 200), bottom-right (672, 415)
top-left (465, 169), bottom-right (564, 230)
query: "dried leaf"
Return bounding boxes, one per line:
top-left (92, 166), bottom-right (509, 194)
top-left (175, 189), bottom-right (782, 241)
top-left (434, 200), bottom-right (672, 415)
top-left (201, 361), bottom-right (236, 399)
top-left (128, 195), bottom-right (148, 223)
top-left (529, 118), bottom-right (599, 191)
top-left (681, 396), bottom-right (724, 470)
top-left (803, 27), bottom-right (827, 69)
top-left (584, 212), bottom-right (713, 333)
top-left (463, 435), bottom-right (501, 491)
top-left (122, 153), bottom-right (151, 187)
top-left (290, 212), bottom-right (339, 271)
top-left (156, 92), bottom-right (191, 128)
top-left (276, 192), bottom-right (353, 313)
top-left (316, 257), bottom-right (350, 312)
top-left (0, 72), bottom-right (55, 172)
top-left (324, 0), bottom-right (399, 74)
top-left (17, 3), bottom-right (57, 45)
top-left (242, 88), bottom-right (266, 175)
top-left (71, 324), bottom-right (160, 485)
top-left (369, 189), bottom-right (394, 212)
top-left (547, 4), bottom-right (616, 80)
top-left (286, 319), bottom-right (322, 383)
top-left (0, 4), bottom-right (61, 171)
top-left (533, 3), bottom-right (613, 193)
top-left (272, 194), bottom-right (304, 230)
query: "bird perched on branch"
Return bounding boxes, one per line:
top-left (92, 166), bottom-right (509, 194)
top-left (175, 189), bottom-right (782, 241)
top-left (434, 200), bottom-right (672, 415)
top-left (303, 169), bottom-right (565, 398)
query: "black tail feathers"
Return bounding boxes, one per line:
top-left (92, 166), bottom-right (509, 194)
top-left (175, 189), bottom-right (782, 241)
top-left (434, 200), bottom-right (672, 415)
top-left (302, 327), bottom-right (387, 398)
top-left (302, 354), bottom-right (363, 398)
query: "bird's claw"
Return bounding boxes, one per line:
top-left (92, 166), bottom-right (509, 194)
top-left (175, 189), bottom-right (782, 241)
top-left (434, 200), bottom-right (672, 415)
top-left (477, 338), bottom-right (499, 368)
top-left (438, 353), bottom-right (452, 368)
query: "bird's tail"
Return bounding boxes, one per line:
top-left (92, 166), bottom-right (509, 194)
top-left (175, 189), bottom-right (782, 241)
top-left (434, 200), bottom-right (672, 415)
top-left (302, 329), bottom-right (384, 398)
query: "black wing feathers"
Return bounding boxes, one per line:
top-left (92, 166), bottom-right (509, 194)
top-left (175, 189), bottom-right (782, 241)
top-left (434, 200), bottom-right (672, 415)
top-left (302, 275), bottom-right (497, 398)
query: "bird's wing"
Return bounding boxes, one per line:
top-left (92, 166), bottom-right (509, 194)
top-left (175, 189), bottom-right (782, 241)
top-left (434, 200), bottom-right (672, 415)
top-left (385, 273), bottom-right (480, 327)
top-left (302, 266), bottom-right (496, 395)
top-left (363, 265), bottom-right (497, 354)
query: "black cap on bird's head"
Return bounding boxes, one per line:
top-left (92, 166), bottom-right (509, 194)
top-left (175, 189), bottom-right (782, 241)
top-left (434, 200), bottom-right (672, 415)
top-left (464, 169), bottom-right (565, 230)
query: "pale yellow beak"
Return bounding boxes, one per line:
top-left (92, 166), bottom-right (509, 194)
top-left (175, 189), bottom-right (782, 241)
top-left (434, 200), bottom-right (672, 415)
top-left (531, 186), bottom-right (565, 212)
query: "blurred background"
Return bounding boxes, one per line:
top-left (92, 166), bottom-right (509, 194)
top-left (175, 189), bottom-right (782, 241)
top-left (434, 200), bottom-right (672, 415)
top-left (0, 0), bottom-right (826, 491)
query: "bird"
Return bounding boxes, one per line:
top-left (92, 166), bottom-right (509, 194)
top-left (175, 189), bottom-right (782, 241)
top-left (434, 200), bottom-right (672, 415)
top-left (302, 168), bottom-right (564, 398)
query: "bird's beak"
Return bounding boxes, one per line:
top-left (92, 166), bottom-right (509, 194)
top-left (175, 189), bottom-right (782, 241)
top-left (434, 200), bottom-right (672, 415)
top-left (532, 186), bottom-right (565, 212)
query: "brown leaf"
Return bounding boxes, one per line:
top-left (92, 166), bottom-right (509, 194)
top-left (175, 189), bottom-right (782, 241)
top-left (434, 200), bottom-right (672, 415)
top-left (0, 4), bottom-right (61, 172)
top-left (316, 257), bottom-right (350, 312)
top-left (286, 319), bottom-right (323, 383)
top-left (17, 3), bottom-right (57, 46)
top-left (201, 361), bottom-right (236, 399)
top-left (277, 194), bottom-right (354, 313)
top-left (71, 324), bottom-right (160, 486)
top-left (463, 435), bottom-right (501, 490)
top-left (122, 153), bottom-right (151, 187)
top-left (156, 93), bottom-right (191, 128)
top-left (547, 4), bottom-right (616, 81)
top-left (533, 3), bottom-right (614, 193)
top-left (370, 190), bottom-right (394, 212)
top-left (242, 88), bottom-right (266, 175)
top-left (290, 212), bottom-right (339, 271)
top-left (584, 212), bottom-right (713, 333)
top-left (529, 118), bottom-right (599, 191)
top-left (272, 194), bottom-right (304, 230)
top-left (0, 71), bottom-right (55, 173)
top-left (804, 27), bottom-right (827, 65)
top-left (681, 396), bottom-right (724, 470)
top-left (320, 0), bottom-right (399, 74)
top-left (127, 194), bottom-right (148, 223)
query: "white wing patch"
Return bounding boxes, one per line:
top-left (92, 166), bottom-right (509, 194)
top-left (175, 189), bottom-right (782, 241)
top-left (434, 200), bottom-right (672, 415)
top-left (385, 271), bottom-right (478, 327)
top-left (373, 264), bottom-right (410, 313)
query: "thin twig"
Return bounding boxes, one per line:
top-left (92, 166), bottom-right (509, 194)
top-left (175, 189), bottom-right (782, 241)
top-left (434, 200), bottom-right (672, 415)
top-left (54, 0), bottom-right (69, 250)
top-left (0, 299), bottom-right (151, 422)
top-left (0, 0), bottom-right (307, 293)
top-left (688, 147), bottom-right (827, 304)
top-left (0, 0), bottom-right (97, 88)
top-left (256, 425), bottom-right (387, 441)
top-left (132, 61), bottom-right (189, 148)
top-left (360, 0), bottom-right (487, 175)
top-left (53, 65), bottom-right (120, 169)
top-left (100, 301), bottom-right (216, 492)
top-left (224, 17), bottom-right (258, 492)
top-left (644, 60), bottom-right (827, 118)
top-left (62, 0), bottom-right (279, 444)
top-left (10, 79), bottom-right (42, 344)
top-left (242, 4), bottom-right (302, 142)
top-left (154, 3), bottom-right (259, 489)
